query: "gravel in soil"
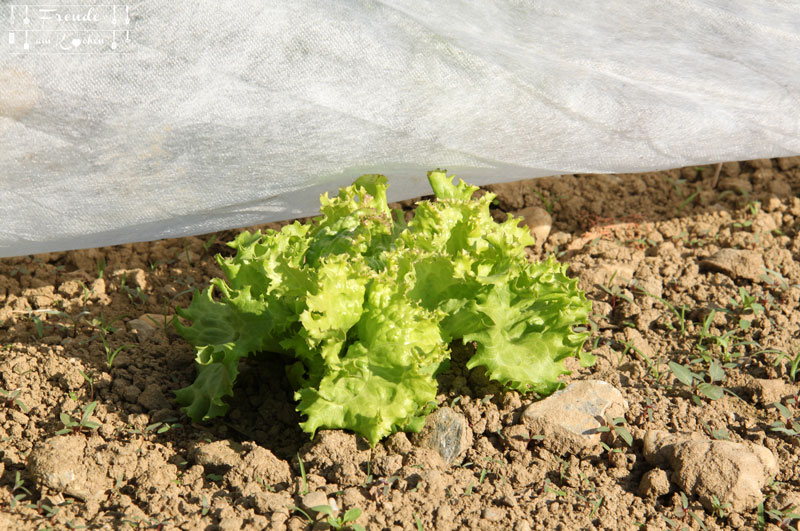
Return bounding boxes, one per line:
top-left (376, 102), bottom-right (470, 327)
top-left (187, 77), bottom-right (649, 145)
top-left (2, 157), bottom-right (800, 530)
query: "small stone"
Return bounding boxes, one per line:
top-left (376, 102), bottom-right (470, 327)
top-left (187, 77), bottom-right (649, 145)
top-left (27, 435), bottom-right (111, 501)
top-left (127, 317), bottom-right (157, 342)
top-left (482, 507), bottom-right (504, 522)
top-left (521, 380), bottom-right (628, 454)
top-left (699, 249), bottom-right (765, 281)
top-left (301, 491), bottom-right (329, 512)
top-left (499, 495), bottom-right (517, 507)
top-left (514, 520), bottom-right (532, 531)
top-left (411, 407), bottom-right (473, 465)
top-left (516, 206), bottom-right (552, 246)
top-left (642, 431), bottom-right (777, 513)
top-left (639, 468), bottom-right (671, 498)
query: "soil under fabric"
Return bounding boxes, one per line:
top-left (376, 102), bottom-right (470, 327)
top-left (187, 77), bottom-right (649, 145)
top-left (2, 158), bottom-right (800, 530)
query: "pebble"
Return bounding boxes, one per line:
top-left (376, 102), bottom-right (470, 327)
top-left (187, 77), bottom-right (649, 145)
top-left (521, 380), bottom-right (628, 454)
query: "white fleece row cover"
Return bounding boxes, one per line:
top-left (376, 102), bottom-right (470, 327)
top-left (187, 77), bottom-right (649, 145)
top-left (1, 1), bottom-right (799, 257)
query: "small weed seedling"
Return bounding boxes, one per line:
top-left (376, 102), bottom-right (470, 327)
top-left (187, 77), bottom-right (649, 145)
top-left (532, 189), bottom-right (563, 215)
top-left (146, 308), bottom-right (176, 343)
top-left (126, 420), bottom-right (182, 439)
top-left (763, 503), bottom-right (800, 531)
top-left (56, 401), bottom-right (100, 435)
top-left (9, 471), bottom-right (32, 509)
top-left (699, 419), bottom-right (731, 441)
top-left (87, 312), bottom-right (125, 340)
top-left (311, 505), bottom-right (366, 531)
top-left (638, 288), bottom-right (688, 337)
top-left (668, 361), bottom-right (724, 405)
top-left (78, 369), bottom-right (95, 401)
top-left (664, 492), bottom-right (708, 531)
top-left (770, 401), bottom-right (800, 437)
top-left (597, 415), bottom-right (633, 461)
top-left (710, 495), bottom-right (732, 519)
top-left (0, 388), bottom-right (28, 412)
top-left (594, 271), bottom-right (634, 312)
top-left (39, 309), bottom-right (90, 338)
top-left (101, 336), bottom-right (134, 369)
top-left (297, 453), bottom-right (309, 495)
top-left (774, 348), bottom-right (800, 382)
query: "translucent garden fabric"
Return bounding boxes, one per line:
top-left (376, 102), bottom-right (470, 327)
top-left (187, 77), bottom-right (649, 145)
top-left (1, 1), bottom-right (798, 257)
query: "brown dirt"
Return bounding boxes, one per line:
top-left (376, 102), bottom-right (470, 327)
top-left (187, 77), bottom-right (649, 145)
top-left (2, 157), bottom-right (800, 530)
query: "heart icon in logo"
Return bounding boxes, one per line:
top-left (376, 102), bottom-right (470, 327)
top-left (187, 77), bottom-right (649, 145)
top-left (71, 38), bottom-right (81, 48)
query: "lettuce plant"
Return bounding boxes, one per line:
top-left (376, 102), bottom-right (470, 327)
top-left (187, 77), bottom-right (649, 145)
top-left (175, 171), bottom-right (590, 445)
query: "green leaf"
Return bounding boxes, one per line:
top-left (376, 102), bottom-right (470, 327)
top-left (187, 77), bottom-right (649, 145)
top-left (696, 382), bottom-right (724, 400)
top-left (81, 401), bottom-right (97, 424)
top-left (296, 281), bottom-right (447, 445)
top-left (463, 263), bottom-right (589, 394)
top-left (615, 426), bottom-right (633, 447)
top-left (708, 360), bottom-right (726, 383)
top-left (343, 508), bottom-right (363, 523)
top-left (311, 505), bottom-right (334, 516)
top-left (669, 361), bottom-right (696, 387)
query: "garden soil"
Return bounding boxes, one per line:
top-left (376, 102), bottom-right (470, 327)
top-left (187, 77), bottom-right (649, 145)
top-left (3, 158), bottom-right (800, 530)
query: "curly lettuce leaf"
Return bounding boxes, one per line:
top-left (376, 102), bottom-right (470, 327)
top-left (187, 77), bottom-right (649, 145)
top-left (462, 259), bottom-right (590, 394)
top-left (296, 279), bottom-right (447, 445)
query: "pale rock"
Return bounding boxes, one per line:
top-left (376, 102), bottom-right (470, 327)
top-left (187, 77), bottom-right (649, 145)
top-left (699, 249), bottom-right (765, 281)
top-left (301, 491), bottom-right (329, 512)
top-left (28, 435), bottom-right (112, 501)
top-left (411, 407), bottom-right (473, 465)
top-left (515, 206), bottom-right (552, 246)
top-left (127, 316), bottom-right (157, 342)
top-left (521, 380), bottom-right (628, 454)
top-left (482, 507), bottom-right (504, 522)
top-left (642, 430), bottom-right (777, 513)
top-left (514, 520), bottom-right (532, 531)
